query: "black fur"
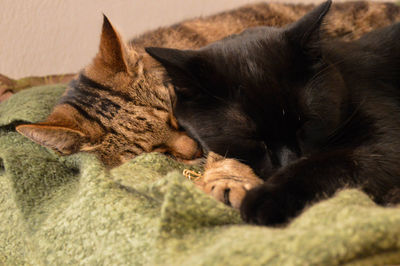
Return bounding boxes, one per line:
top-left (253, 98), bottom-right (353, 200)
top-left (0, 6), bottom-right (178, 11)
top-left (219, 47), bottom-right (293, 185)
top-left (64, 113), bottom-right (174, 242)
top-left (146, 0), bottom-right (400, 226)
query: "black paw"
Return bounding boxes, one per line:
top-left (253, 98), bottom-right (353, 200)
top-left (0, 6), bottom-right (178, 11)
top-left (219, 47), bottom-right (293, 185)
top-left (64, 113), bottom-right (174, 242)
top-left (240, 184), bottom-right (293, 226)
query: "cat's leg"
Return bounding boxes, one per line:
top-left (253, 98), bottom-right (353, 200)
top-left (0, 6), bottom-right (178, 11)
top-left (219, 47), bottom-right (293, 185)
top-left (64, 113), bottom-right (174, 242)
top-left (240, 148), bottom-right (400, 226)
top-left (195, 152), bottom-right (263, 209)
top-left (382, 188), bottom-right (400, 206)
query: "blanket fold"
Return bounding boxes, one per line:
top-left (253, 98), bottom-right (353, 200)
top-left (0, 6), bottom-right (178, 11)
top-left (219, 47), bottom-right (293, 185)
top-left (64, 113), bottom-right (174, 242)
top-left (1, 85), bottom-right (399, 265)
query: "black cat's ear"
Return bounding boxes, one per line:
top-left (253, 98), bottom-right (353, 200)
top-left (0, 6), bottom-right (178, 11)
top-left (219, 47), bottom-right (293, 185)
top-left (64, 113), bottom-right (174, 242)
top-left (285, 0), bottom-right (331, 50)
top-left (146, 47), bottom-right (203, 93)
top-left (145, 47), bottom-right (196, 71)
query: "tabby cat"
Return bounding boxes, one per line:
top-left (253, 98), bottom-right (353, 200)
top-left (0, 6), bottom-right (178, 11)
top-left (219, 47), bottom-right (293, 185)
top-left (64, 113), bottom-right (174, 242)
top-left (16, 2), bottom-right (400, 168)
top-left (146, 0), bottom-right (400, 225)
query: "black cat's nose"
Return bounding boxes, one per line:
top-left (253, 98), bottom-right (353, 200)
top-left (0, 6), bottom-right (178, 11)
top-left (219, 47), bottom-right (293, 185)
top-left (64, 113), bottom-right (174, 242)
top-left (276, 146), bottom-right (299, 167)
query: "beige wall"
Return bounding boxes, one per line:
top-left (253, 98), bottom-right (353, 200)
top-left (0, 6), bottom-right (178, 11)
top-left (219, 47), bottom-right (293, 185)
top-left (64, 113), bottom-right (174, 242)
top-left (0, 0), bottom-right (391, 79)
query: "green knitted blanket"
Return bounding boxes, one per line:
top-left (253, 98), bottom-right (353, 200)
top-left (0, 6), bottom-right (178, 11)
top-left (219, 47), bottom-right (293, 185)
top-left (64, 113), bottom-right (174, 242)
top-left (1, 85), bottom-right (399, 265)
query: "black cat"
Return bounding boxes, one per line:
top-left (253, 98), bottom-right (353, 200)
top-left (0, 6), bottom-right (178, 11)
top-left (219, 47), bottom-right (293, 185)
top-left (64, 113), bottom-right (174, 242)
top-left (146, 0), bottom-right (400, 226)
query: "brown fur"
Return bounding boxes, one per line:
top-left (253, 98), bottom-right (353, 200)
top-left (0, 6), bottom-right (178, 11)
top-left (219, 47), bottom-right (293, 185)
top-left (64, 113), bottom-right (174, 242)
top-left (17, 17), bottom-right (202, 167)
top-left (195, 152), bottom-right (263, 209)
top-left (16, 1), bottom-right (400, 168)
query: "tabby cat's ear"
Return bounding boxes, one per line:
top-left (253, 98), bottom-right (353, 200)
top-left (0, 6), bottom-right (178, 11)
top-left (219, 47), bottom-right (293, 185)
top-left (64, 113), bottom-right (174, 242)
top-left (97, 15), bottom-right (129, 72)
top-left (16, 124), bottom-right (86, 155)
top-left (285, 0), bottom-right (331, 50)
top-left (145, 47), bottom-right (202, 93)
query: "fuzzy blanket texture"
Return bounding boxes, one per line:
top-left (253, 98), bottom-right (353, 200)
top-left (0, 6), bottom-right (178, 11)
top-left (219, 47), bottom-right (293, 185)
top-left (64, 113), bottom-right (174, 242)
top-left (0, 85), bottom-right (400, 265)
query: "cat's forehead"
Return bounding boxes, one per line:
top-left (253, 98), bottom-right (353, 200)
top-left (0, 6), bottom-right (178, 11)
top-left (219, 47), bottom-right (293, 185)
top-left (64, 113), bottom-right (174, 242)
top-left (205, 26), bottom-right (285, 53)
top-left (193, 26), bottom-right (291, 84)
top-left (198, 27), bottom-right (288, 67)
top-left (240, 26), bottom-right (282, 38)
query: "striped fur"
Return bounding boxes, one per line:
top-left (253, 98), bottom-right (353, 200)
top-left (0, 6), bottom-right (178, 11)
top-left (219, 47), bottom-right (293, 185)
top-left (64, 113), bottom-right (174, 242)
top-left (16, 1), bottom-right (400, 168)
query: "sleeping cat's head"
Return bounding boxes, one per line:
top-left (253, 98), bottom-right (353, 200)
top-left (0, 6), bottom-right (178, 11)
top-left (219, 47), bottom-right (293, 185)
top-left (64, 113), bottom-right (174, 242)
top-left (147, 0), bottom-right (347, 177)
top-left (16, 16), bottom-right (201, 168)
